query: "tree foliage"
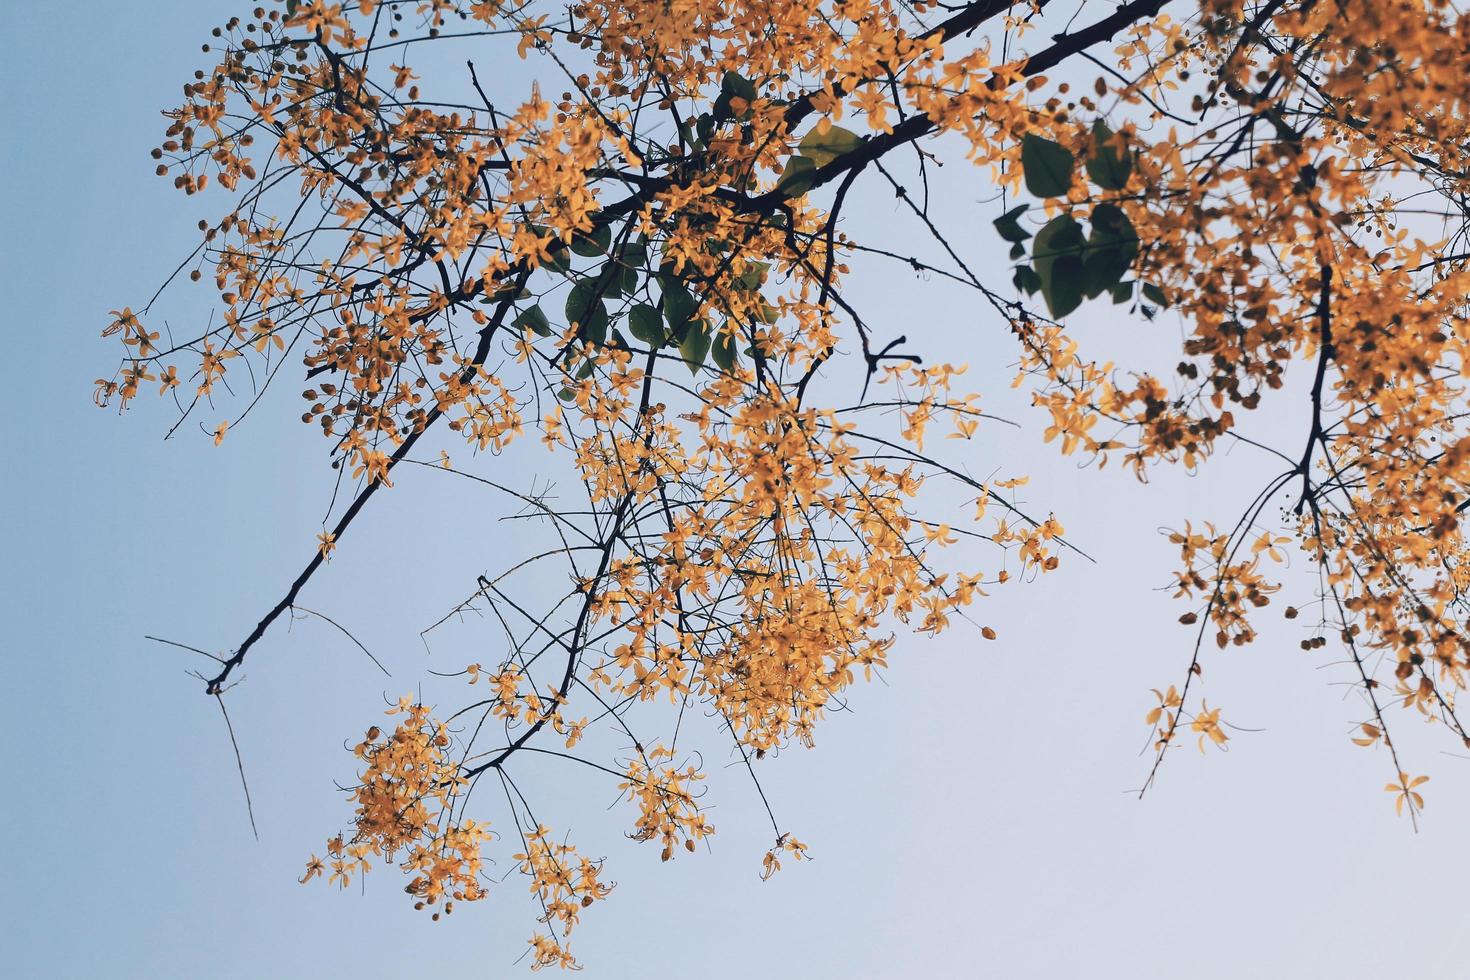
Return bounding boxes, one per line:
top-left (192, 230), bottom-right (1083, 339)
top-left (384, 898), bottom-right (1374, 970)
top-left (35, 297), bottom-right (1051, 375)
top-left (99, 0), bottom-right (1470, 966)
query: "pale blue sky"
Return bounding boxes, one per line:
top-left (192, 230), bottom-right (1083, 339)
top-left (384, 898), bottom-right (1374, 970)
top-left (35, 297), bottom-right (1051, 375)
top-left (3, 3), bottom-right (1467, 977)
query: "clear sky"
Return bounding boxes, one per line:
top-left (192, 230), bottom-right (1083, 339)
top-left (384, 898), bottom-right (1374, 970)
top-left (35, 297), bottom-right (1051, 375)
top-left (4, 3), bottom-right (1468, 978)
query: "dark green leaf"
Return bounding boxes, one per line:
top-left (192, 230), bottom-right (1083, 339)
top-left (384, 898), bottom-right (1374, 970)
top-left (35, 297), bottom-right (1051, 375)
top-left (735, 260), bottom-right (769, 292)
top-left (1110, 281), bottom-right (1134, 305)
top-left (569, 224), bottom-right (612, 258)
top-left (798, 124), bottom-right (862, 167)
top-left (618, 262), bottom-right (639, 295)
top-left (512, 304), bottom-right (552, 336)
top-left (1009, 241), bottom-right (1026, 260)
top-left (1086, 120), bottom-right (1132, 191)
top-left (1013, 265), bottom-right (1042, 296)
top-left (530, 224), bottom-right (572, 273)
top-left (714, 72), bottom-right (757, 121)
top-left (481, 283), bottom-right (527, 304)
top-left (582, 313), bottom-right (607, 346)
top-left (993, 204), bottom-right (1032, 243)
top-left (722, 71), bottom-right (757, 103)
top-left (1021, 134), bottom-right (1075, 198)
top-left (680, 319), bottom-right (711, 374)
top-left (544, 245), bottom-right (571, 274)
top-left (1142, 282), bottom-right (1169, 307)
top-left (711, 326), bottom-right (739, 372)
top-left (1046, 272), bottom-right (1084, 317)
top-left (660, 278), bottom-right (699, 334)
top-left (776, 156), bottom-right (817, 198)
top-left (1081, 203), bottom-right (1139, 298)
top-left (618, 240), bottom-right (648, 270)
top-left (595, 261), bottom-right (629, 299)
top-left (1032, 214), bottom-right (1085, 317)
top-left (1089, 203), bottom-right (1137, 248)
top-left (565, 279), bottom-right (608, 344)
top-left (628, 304), bottom-right (665, 345)
top-left (1032, 215), bottom-right (1083, 279)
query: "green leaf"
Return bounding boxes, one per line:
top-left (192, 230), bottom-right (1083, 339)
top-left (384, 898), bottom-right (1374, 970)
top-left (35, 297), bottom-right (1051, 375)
top-left (1021, 134), bottom-right (1075, 198)
top-left (581, 313), bottom-right (608, 346)
top-left (1009, 241), bottom-right (1026, 260)
top-left (1080, 203), bottom-right (1139, 298)
top-left (618, 262), bottom-right (639, 295)
top-left (1012, 265), bottom-right (1042, 296)
top-left (1142, 282), bottom-right (1169, 307)
top-left (735, 260), bottom-right (769, 292)
top-left (530, 224), bottom-right (572, 273)
top-left (544, 245), bottom-right (572, 274)
top-left (711, 326), bottom-right (739, 372)
top-left (481, 282), bottom-right (527, 305)
top-left (1032, 215), bottom-right (1083, 280)
top-left (565, 279), bottom-right (608, 344)
top-left (680, 318), bottom-right (711, 374)
top-left (593, 261), bottom-right (626, 299)
top-left (1086, 120), bottom-right (1132, 191)
top-left (798, 124), bottom-right (862, 167)
top-left (696, 113), bottom-right (715, 146)
top-left (618, 240), bottom-right (648, 270)
top-left (1032, 214), bottom-right (1085, 318)
top-left (722, 71), bottom-right (757, 104)
top-left (1089, 203), bottom-right (1137, 247)
top-left (776, 156), bottom-right (818, 198)
top-left (993, 204), bottom-right (1031, 243)
top-left (714, 72), bottom-right (758, 121)
top-left (1046, 274), bottom-right (1084, 318)
top-left (660, 278), bottom-right (699, 334)
top-left (512, 304), bottom-right (552, 336)
top-left (1110, 281), bottom-right (1134, 305)
top-left (569, 224), bottom-right (612, 258)
top-left (628, 304), bottom-right (665, 345)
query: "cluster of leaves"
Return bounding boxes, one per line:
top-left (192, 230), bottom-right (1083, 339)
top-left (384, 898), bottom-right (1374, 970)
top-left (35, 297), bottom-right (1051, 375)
top-left (535, 223), bottom-right (766, 380)
top-left (997, 124), bottom-right (1165, 318)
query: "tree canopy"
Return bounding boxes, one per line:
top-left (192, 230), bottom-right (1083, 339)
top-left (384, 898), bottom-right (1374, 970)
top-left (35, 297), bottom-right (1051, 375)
top-left (100, 0), bottom-right (1470, 967)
